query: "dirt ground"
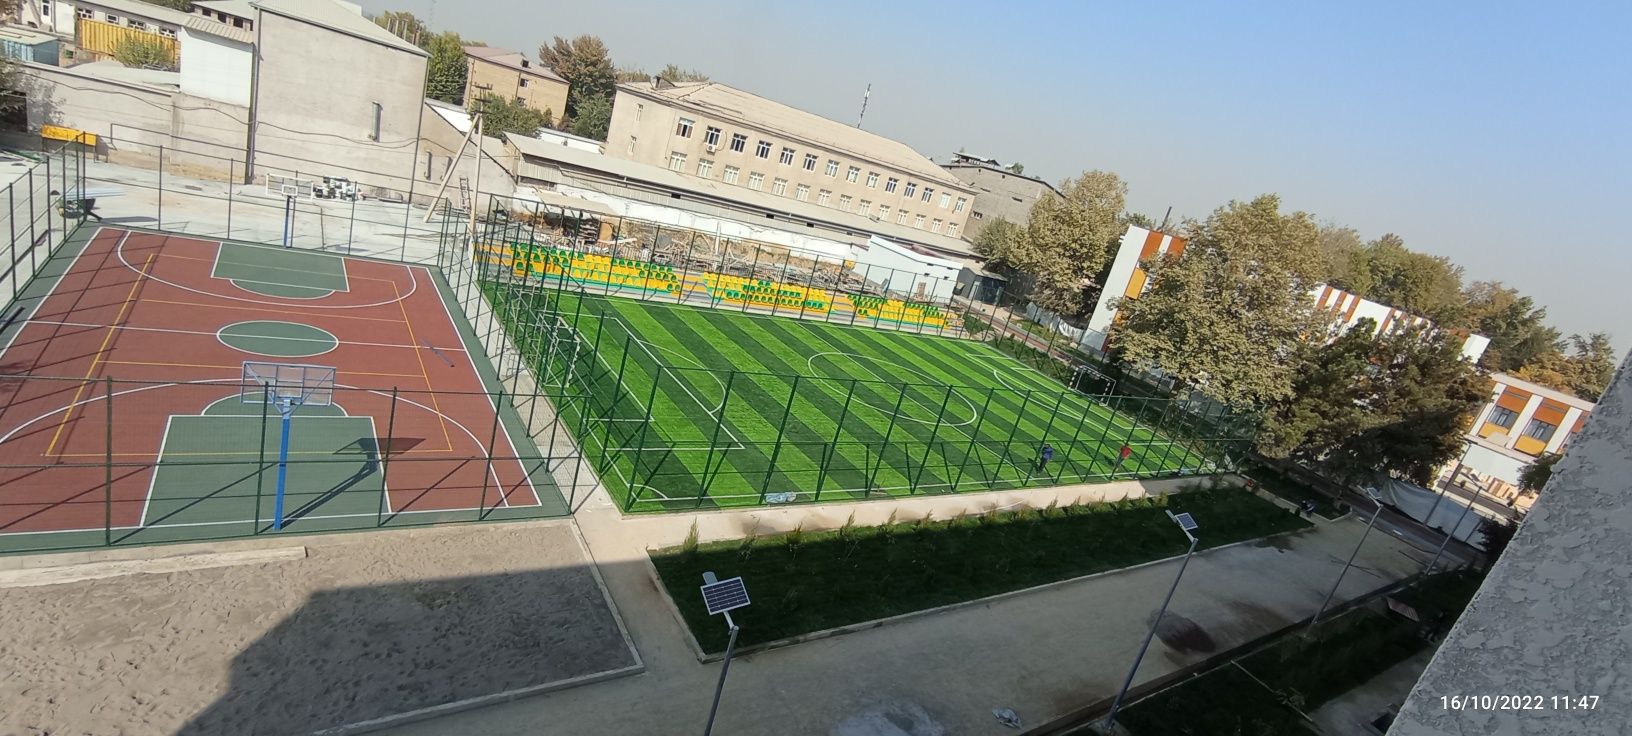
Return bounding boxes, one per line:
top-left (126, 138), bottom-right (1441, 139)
top-left (0, 521), bottom-right (639, 736)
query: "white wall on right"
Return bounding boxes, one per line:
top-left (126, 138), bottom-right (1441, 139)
top-left (179, 30), bottom-right (252, 108)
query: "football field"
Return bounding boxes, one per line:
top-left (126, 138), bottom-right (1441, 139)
top-left (488, 282), bottom-right (1249, 511)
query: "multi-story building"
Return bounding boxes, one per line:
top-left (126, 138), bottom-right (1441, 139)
top-left (462, 46), bottom-right (569, 122)
top-left (1436, 372), bottom-right (1594, 511)
top-left (939, 152), bottom-right (1058, 240)
top-left (604, 79), bottom-right (978, 240)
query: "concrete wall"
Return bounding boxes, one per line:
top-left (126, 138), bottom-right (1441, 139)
top-left (853, 235), bottom-right (961, 301)
top-left (1391, 352), bottom-right (1632, 736)
top-left (942, 163), bottom-right (1051, 239)
top-left (465, 55), bottom-right (568, 123)
top-left (417, 102), bottom-right (515, 203)
top-left (604, 87), bottom-right (975, 235)
top-left (179, 29), bottom-right (251, 107)
top-left (249, 10), bottom-right (425, 196)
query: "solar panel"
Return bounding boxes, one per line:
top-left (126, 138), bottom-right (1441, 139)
top-left (1171, 512), bottom-right (1199, 532)
top-left (700, 577), bottom-right (751, 615)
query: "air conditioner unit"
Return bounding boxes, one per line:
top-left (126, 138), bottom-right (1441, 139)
top-left (706, 144), bottom-right (718, 154)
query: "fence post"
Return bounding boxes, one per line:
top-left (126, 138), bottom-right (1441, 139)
top-left (596, 333), bottom-right (635, 471)
top-left (625, 366), bottom-right (663, 511)
top-left (254, 385), bottom-right (270, 532)
top-left (950, 386), bottom-right (998, 492)
top-left (1001, 389), bottom-right (1034, 483)
top-left (863, 383), bottom-right (911, 495)
top-left (348, 190), bottom-right (358, 256)
top-left (812, 378), bottom-right (858, 501)
top-left (1052, 395), bottom-right (1092, 485)
top-left (157, 145), bottom-right (164, 229)
top-left (1030, 390), bottom-right (1069, 484)
top-left (695, 371), bottom-right (738, 507)
top-left (103, 377), bottom-right (113, 546)
top-left (378, 387), bottom-right (398, 527)
top-left (910, 385), bottom-right (955, 494)
top-left (477, 387), bottom-right (504, 518)
top-left (227, 158), bottom-right (235, 239)
top-left (757, 375), bottom-right (800, 504)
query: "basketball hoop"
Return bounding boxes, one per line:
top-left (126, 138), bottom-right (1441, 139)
top-left (242, 361), bottom-right (337, 529)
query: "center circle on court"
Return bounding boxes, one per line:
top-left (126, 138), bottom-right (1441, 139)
top-left (217, 320), bottom-right (339, 358)
top-left (806, 352), bottom-right (979, 426)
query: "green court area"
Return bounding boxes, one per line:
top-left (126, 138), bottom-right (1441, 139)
top-left (142, 398), bottom-right (386, 535)
top-left (486, 280), bottom-right (1256, 512)
top-left (211, 241), bottom-right (350, 297)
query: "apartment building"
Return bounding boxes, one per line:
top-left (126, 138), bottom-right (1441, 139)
top-left (605, 79), bottom-right (978, 240)
top-left (463, 46), bottom-right (569, 121)
top-left (1436, 372), bottom-right (1594, 511)
top-left (939, 152), bottom-right (1058, 240)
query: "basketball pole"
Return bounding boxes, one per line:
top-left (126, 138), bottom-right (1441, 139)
top-left (282, 191), bottom-right (295, 249)
top-left (273, 396), bottom-right (296, 530)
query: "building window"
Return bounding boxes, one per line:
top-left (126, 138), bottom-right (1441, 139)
top-left (233, 16), bottom-right (245, 28)
top-left (748, 171), bottom-right (765, 190)
top-left (839, 195), bottom-right (853, 212)
top-left (519, 78), bottom-right (529, 88)
top-left (704, 126), bottom-right (722, 146)
top-left (866, 172), bottom-right (879, 188)
top-left (676, 118), bottom-right (694, 138)
top-left (369, 101), bottom-right (382, 142)
top-left (803, 153), bottom-right (819, 171)
top-left (773, 178), bottom-right (789, 196)
top-left (77, 7), bottom-right (91, 19)
top-left (157, 26), bottom-right (175, 38)
top-left (634, 103), bottom-right (643, 122)
top-left (947, 223), bottom-right (959, 237)
top-left (106, 13), bottom-right (120, 23)
top-left (921, 187), bottom-right (934, 203)
top-left (796, 184), bottom-right (810, 201)
top-left (954, 197), bottom-right (967, 213)
top-left (731, 133), bottom-right (747, 152)
top-left (627, 136), bottom-right (637, 155)
top-left (931, 219), bottom-right (943, 233)
top-left (913, 214), bottom-right (925, 228)
top-left (877, 204), bottom-right (889, 219)
top-left (1522, 419), bottom-right (1558, 442)
top-left (777, 146), bottom-right (794, 165)
top-left (697, 159), bottom-right (714, 178)
top-left (904, 182), bottom-right (917, 198)
top-left (825, 159), bottom-right (839, 177)
top-left (971, 211), bottom-right (984, 220)
top-left (939, 192), bottom-right (952, 209)
top-left (668, 151), bottom-right (687, 171)
top-left (756, 140), bottom-right (772, 158)
top-left (817, 189), bottom-right (830, 206)
top-left (723, 166), bottom-right (740, 184)
top-left (128, 19), bottom-right (146, 30)
top-left (846, 166), bottom-right (861, 183)
top-left (897, 211), bottom-right (908, 225)
top-left (884, 177), bottom-right (898, 193)
top-left (1488, 406), bottom-right (1518, 428)
top-left (859, 199), bottom-right (872, 215)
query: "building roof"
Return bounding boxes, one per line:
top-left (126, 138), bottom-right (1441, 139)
top-left (251, 0), bottom-right (426, 56)
top-left (183, 16), bottom-right (253, 44)
top-left (463, 46), bottom-right (567, 83)
top-left (78, 0), bottom-right (196, 26)
top-left (941, 158), bottom-right (1060, 195)
top-left (617, 81), bottom-right (968, 192)
top-left (193, 0), bottom-right (256, 18)
top-left (1489, 372), bottom-right (1596, 412)
top-left (504, 132), bottom-right (974, 259)
top-left (68, 59), bottom-right (181, 88)
top-left (0, 25), bottom-right (57, 44)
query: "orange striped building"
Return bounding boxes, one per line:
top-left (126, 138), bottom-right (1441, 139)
top-left (1441, 372), bottom-right (1594, 511)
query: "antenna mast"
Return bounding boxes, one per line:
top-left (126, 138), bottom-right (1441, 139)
top-left (856, 83), bottom-right (871, 128)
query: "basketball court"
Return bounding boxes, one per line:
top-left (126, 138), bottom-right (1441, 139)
top-left (0, 227), bottom-right (567, 551)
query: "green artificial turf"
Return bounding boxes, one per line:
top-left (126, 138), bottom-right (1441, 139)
top-left (485, 279), bottom-right (1255, 510)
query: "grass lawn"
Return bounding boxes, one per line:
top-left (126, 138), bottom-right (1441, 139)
top-left (485, 280), bottom-right (1252, 511)
top-left (651, 487), bottom-right (1310, 652)
top-left (1115, 664), bottom-right (1319, 736)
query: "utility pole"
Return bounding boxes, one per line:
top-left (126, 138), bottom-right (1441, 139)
top-left (855, 83), bottom-right (871, 128)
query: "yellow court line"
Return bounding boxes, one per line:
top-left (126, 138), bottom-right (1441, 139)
top-left (102, 360), bottom-right (432, 380)
top-left (393, 279), bottom-right (454, 451)
top-left (44, 253), bottom-right (155, 456)
top-left (143, 299), bottom-right (407, 324)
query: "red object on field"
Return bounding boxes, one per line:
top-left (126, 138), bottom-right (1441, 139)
top-left (1119, 445), bottom-right (1132, 460)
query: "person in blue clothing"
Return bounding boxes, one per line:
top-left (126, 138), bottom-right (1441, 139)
top-left (1036, 442), bottom-right (1055, 472)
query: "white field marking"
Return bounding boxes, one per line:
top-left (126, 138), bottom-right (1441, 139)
top-left (804, 351), bottom-right (980, 428)
top-left (214, 321), bottom-right (340, 359)
top-left (25, 320), bottom-right (466, 355)
top-left (0, 227), bottom-right (120, 362)
top-left (210, 241), bottom-right (353, 293)
top-left (605, 315), bottom-right (743, 446)
top-left (228, 280), bottom-right (334, 300)
top-left (117, 235), bottom-right (415, 309)
top-left (138, 415), bottom-right (176, 526)
top-left (201, 394), bottom-right (352, 416)
top-left (7, 503), bottom-right (516, 537)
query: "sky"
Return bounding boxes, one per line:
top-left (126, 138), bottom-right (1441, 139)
top-left (364, 0), bottom-right (1631, 350)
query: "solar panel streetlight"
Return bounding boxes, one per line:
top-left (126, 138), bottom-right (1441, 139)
top-left (1100, 510), bottom-right (1200, 732)
top-left (1310, 486), bottom-right (1386, 630)
top-left (699, 571), bottom-right (750, 736)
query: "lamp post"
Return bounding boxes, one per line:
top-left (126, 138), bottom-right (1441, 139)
top-left (1310, 486), bottom-right (1385, 630)
top-left (1426, 481), bottom-right (1482, 573)
top-left (1426, 439), bottom-right (1474, 523)
top-left (1100, 510), bottom-right (1200, 733)
top-left (699, 572), bottom-right (750, 736)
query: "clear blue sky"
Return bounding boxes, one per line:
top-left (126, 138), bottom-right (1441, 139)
top-left (366, 0), bottom-right (1630, 349)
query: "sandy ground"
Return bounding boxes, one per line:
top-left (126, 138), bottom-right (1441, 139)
top-left (0, 521), bottom-right (639, 736)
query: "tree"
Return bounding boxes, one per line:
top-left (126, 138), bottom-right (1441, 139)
top-left (1006, 162), bottom-right (1025, 175)
top-left (970, 217), bottom-right (1024, 269)
top-left (111, 36), bottom-right (176, 71)
top-left (1317, 222), bottom-right (1366, 289)
top-left (1123, 212), bottom-right (1157, 230)
top-left (1256, 323), bottom-right (1377, 459)
top-left (1518, 452), bottom-right (1560, 492)
top-left (1355, 234), bottom-right (1465, 324)
top-left (138, 0), bottom-right (193, 10)
top-left (538, 35), bottom-right (615, 121)
top-left (1006, 171), bottom-right (1126, 316)
top-left (1462, 281), bottom-right (1561, 372)
top-left (1113, 194), bottom-right (1328, 407)
top-left (568, 94), bottom-right (612, 140)
top-left (1513, 332), bottom-right (1617, 401)
top-left (373, 10), bottom-right (428, 45)
top-left (1477, 517), bottom-right (1519, 565)
top-left (616, 63), bottom-right (709, 83)
top-left (476, 94), bottom-right (551, 138)
top-left (423, 31), bottom-right (468, 104)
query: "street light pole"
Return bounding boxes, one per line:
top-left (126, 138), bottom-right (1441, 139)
top-left (1101, 511), bottom-right (1199, 732)
top-left (1426, 484), bottom-right (1482, 573)
top-left (1427, 439), bottom-right (1474, 523)
top-left (1310, 487), bottom-right (1385, 629)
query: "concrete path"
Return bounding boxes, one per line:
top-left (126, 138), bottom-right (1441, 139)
top-left (379, 485), bottom-right (1432, 736)
top-left (1311, 649), bottom-right (1433, 736)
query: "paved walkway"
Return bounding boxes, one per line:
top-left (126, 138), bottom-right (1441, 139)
top-left (381, 484), bottom-right (1432, 736)
top-left (1311, 649), bottom-right (1433, 735)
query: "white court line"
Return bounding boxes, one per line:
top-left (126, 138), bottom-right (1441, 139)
top-left (210, 240), bottom-right (353, 293)
top-left (22, 319), bottom-right (468, 355)
top-left (138, 415), bottom-right (176, 526)
top-left (0, 226), bottom-right (119, 362)
top-left (116, 234), bottom-right (416, 310)
top-left (228, 280), bottom-right (335, 301)
top-left (214, 321), bottom-right (341, 359)
top-left (607, 315), bottom-right (744, 446)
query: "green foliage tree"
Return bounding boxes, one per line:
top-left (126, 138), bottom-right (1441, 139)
top-left (1462, 281), bottom-right (1561, 372)
top-left (1318, 222), bottom-right (1366, 289)
top-left (1006, 162), bottom-right (1025, 175)
top-left (970, 217), bottom-right (1024, 269)
top-left (567, 93), bottom-right (612, 140)
top-left (138, 0), bottom-right (193, 10)
top-left (1010, 171), bottom-right (1127, 316)
top-left (1513, 332), bottom-right (1617, 401)
top-left (1123, 211), bottom-right (1157, 230)
top-left (1113, 194), bottom-right (1327, 407)
top-left (423, 31), bottom-right (467, 104)
top-left (372, 10), bottom-right (428, 45)
top-left (476, 94), bottom-right (552, 138)
top-left (538, 35), bottom-right (615, 123)
top-left (111, 35), bottom-right (176, 71)
top-left (1355, 234), bottom-right (1465, 324)
top-left (1518, 452), bottom-right (1560, 492)
top-left (616, 63), bottom-right (709, 83)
